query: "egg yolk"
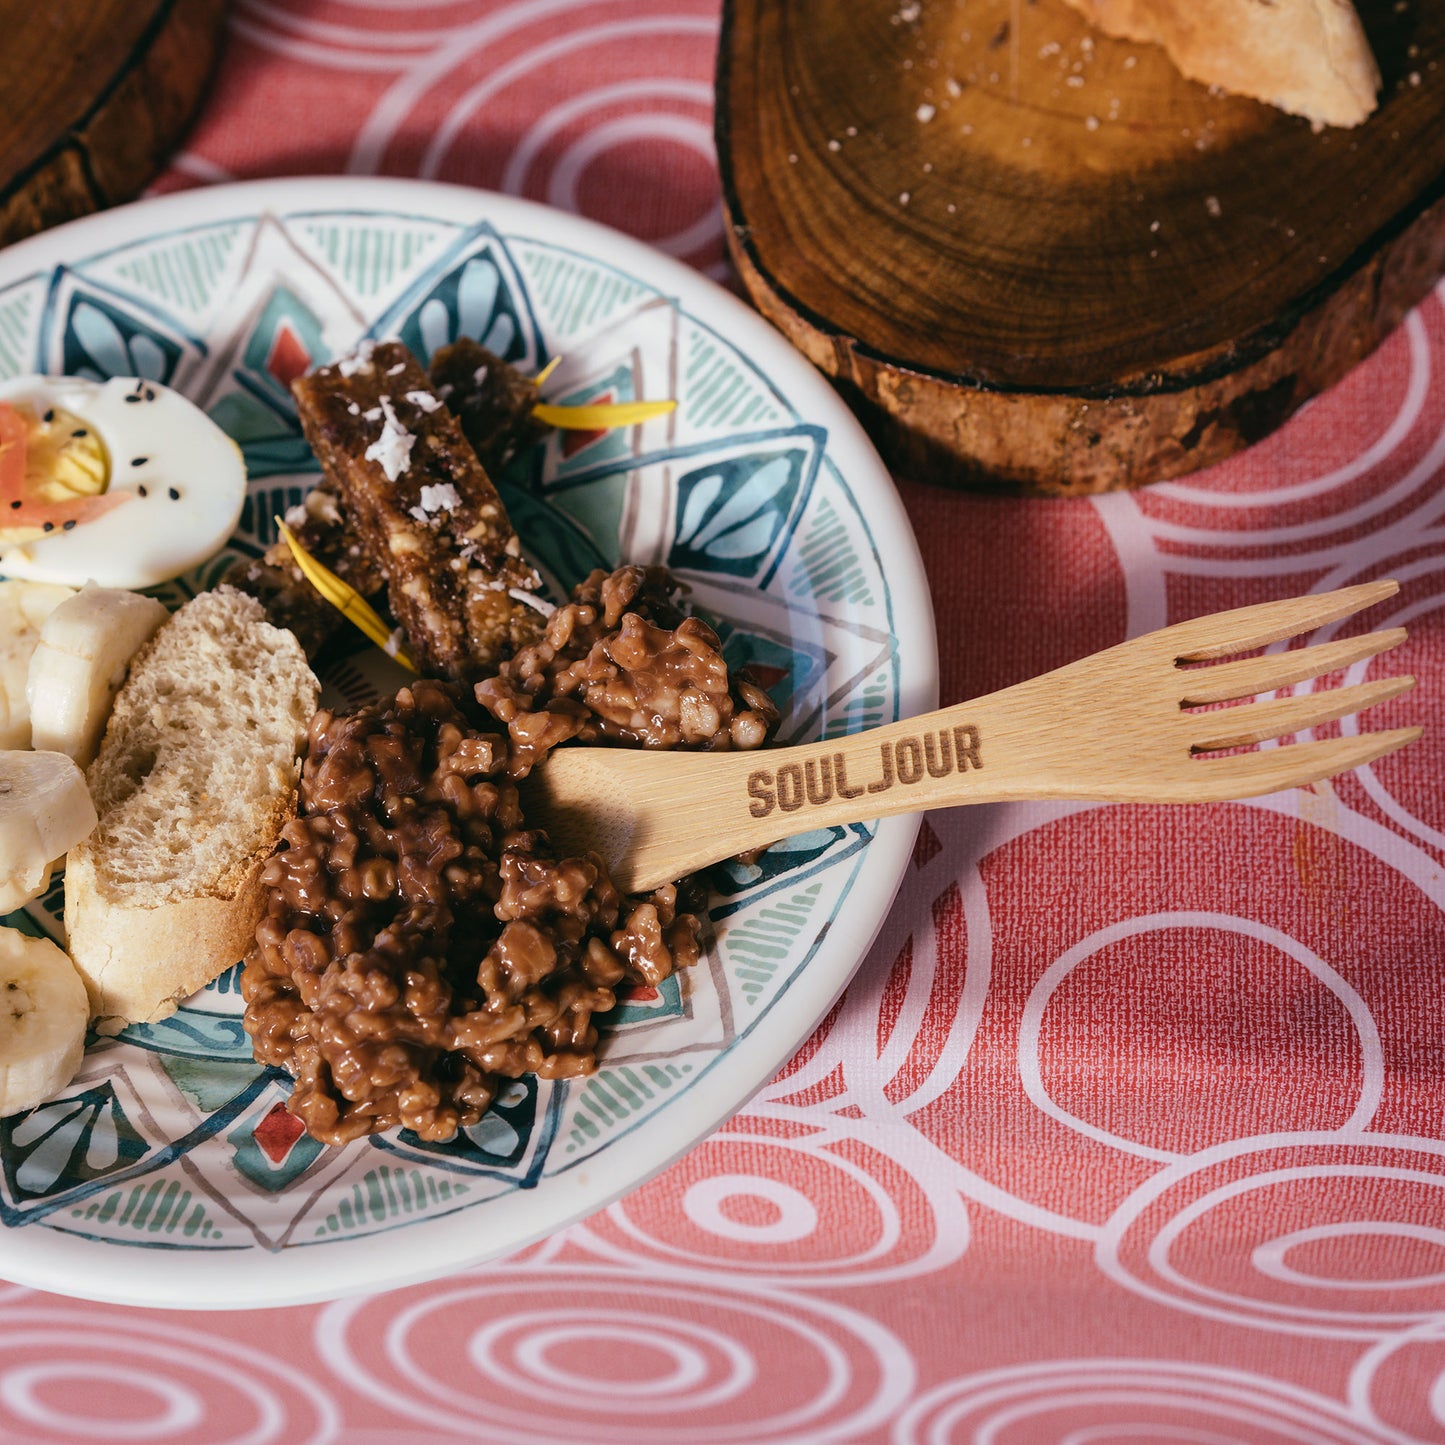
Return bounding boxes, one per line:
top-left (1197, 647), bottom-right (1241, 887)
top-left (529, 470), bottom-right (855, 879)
top-left (0, 400), bottom-right (123, 547)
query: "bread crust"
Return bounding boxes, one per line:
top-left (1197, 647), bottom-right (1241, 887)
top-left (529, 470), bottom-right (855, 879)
top-left (65, 850), bottom-right (274, 1024)
top-left (1059, 0), bottom-right (1381, 128)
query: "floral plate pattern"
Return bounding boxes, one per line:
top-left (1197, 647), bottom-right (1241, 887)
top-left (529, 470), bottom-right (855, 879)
top-left (0, 178), bottom-right (935, 1309)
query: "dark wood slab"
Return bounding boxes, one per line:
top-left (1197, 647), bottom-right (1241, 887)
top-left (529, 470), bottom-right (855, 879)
top-left (716, 0), bottom-right (1445, 495)
top-left (0, 0), bottom-right (228, 250)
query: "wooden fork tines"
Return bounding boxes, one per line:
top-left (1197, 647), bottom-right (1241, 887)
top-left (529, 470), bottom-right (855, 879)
top-left (525, 580), bottom-right (1420, 893)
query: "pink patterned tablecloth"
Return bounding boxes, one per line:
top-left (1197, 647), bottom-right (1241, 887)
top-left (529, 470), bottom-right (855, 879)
top-left (4, 3), bottom-right (1444, 1441)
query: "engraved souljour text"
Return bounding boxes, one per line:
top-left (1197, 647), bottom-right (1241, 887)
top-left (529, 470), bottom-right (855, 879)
top-left (746, 724), bottom-right (982, 817)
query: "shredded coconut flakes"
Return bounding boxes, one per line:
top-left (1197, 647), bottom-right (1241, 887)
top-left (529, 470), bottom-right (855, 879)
top-left (509, 587), bottom-right (555, 617)
top-left (364, 395), bottom-right (415, 482)
top-left (418, 482), bottom-right (461, 515)
top-left (336, 340), bottom-right (376, 378)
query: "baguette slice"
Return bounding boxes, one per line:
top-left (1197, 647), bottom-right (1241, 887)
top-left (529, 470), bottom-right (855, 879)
top-left (66, 587), bottom-right (319, 1025)
top-left (1058, 0), bottom-right (1381, 129)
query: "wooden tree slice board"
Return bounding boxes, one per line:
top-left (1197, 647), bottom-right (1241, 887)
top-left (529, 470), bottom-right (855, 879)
top-left (716, 0), bottom-right (1445, 495)
top-left (0, 0), bottom-right (228, 251)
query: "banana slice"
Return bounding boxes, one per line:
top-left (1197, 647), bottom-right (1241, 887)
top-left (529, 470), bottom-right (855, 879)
top-left (27, 584), bottom-right (169, 766)
top-left (0, 925), bottom-right (89, 1117)
top-left (0, 750), bottom-right (97, 914)
top-left (0, 580), bottom-right (75, 749)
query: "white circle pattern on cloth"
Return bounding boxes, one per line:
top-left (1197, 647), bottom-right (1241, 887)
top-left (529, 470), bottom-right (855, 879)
top-left (893, 1361), bottom-right (1406, 1445)
top-left (0, 1311), bottom-right (339, 1445)
top-left (315, 1267), bottom-right (916, 1443)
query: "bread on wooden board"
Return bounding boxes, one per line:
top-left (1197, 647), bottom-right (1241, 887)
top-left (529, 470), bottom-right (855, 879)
top-left (65, 586), bottom-right (319, 1024)
top-left (1058, 0), bottom-right (1381, 128)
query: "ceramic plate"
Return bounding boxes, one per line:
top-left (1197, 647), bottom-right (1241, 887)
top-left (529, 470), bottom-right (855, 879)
top-left (0, 177), bottom-right (936, 1309)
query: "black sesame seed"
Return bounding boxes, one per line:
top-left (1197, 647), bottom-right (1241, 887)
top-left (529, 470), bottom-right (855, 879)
top-left (62, 519), bottom-right (76, 531)
top-left (42, 408), bottom-right (54, 423)
top-left (8, 500), bottom-right (19, 509)
top-left (42, 521), bottom-right (54, 532)
top-left (131, 456), bottom-right (148, 467)
top-left (71, 428), bottom-right (87, 438)
top-left (138, 485), bottom-right (148, 498)
top-left (168, 486), bottom-right (180, 501)
top-left (124, 394), bottom-right (140, 404)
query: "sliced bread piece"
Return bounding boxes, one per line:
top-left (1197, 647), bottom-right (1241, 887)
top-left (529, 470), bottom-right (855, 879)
top-left (65, 586), bottom-right (319, 1024)
top-left (1059, 0), bottom-right (1381, 129)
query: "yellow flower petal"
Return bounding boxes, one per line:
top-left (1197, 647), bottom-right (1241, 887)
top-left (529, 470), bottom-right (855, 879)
top-left (275, 517), bottom-right (417, 672)
top-left (532, 399), bottom-right (677, 430)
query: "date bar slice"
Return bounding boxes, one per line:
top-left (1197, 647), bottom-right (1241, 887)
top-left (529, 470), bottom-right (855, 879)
top-left (292, 340), bottom-right (547, 681)
top-left (428, 337), bottom-right (547, 475)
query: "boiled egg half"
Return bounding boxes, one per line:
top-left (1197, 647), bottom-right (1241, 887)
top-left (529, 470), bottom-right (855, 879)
top-left (0, 375), bottom-right (246, 589)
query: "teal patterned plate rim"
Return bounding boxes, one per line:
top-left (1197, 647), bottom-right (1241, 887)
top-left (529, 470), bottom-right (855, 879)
top-left (0, 177), bottom-right (936, 1309)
